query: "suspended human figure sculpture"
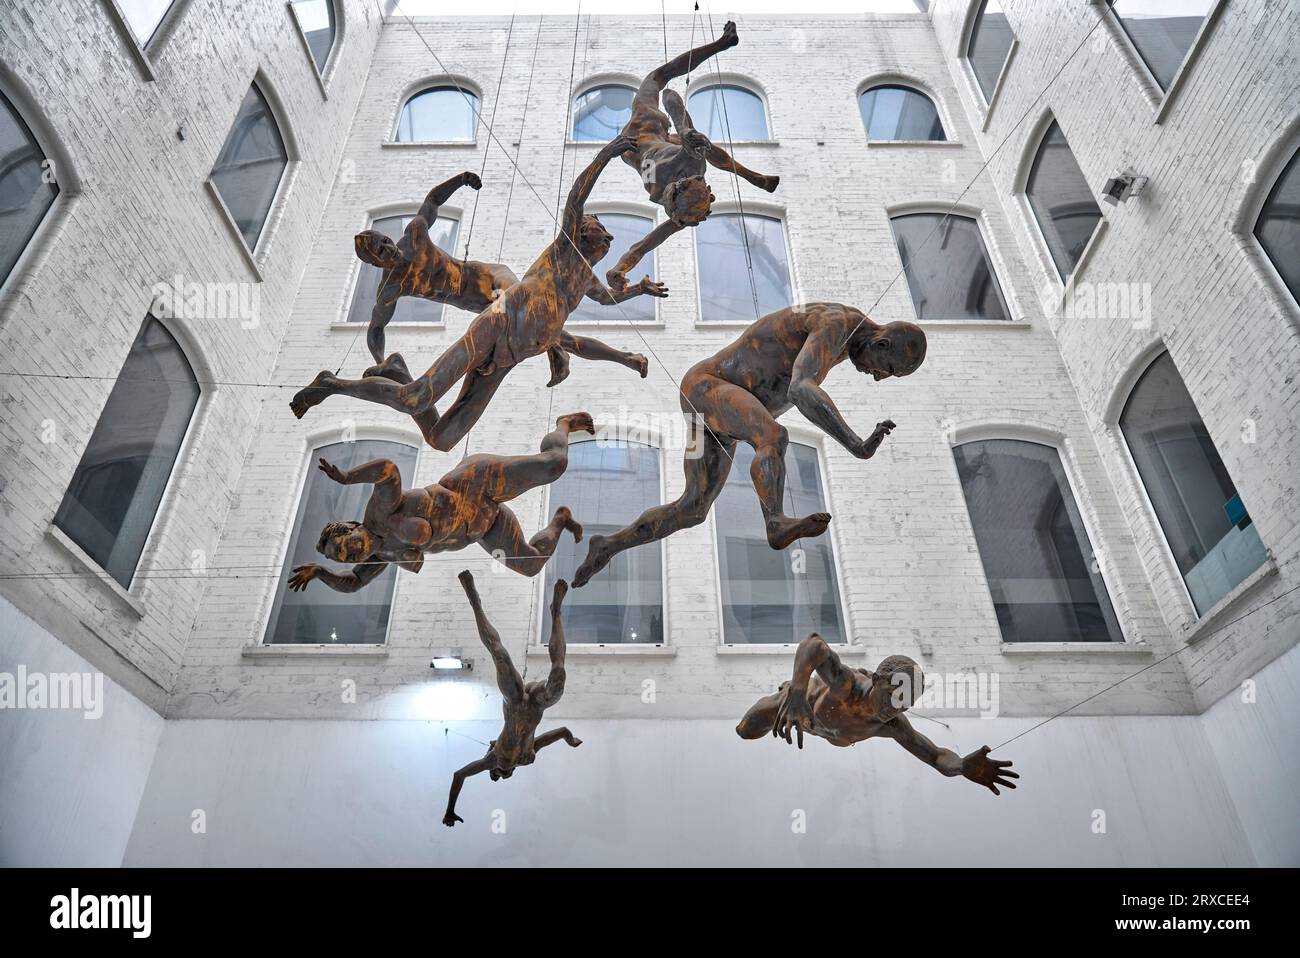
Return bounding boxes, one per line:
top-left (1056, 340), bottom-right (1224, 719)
top-left (290, 136), bottom-right (663, 450)
top-left (604, 20), bottom-right (781, 293)
top-left (443, 571), bottom-right (582, 828)
top-left (573, 302), bottom-right (926, 587)
top-left (736, 634), bottom-right (1019, 796)
top-left (286, 413), bottom-right (595, 594)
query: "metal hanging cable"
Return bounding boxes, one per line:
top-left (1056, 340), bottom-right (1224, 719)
top-left (464, 10), bottom-right (516, 259)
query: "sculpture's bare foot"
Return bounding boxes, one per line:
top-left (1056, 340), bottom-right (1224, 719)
top-left (557, 411), bottom-right (595, 435)
top-left (720, 19), bottom-right (738, 48)
top-left (553, 506), bottom-right (583, 544)
top-left (573, 534), bottom-right (614, 588)
top-left (362, 352), bottom-right (412, 384)
top-left (632, 354), bottom-right (649, 378)
top-left (766, 512), bottom-right (832, 550)
top-left (761, 174), bottom-right (780, 193)
top-left (289, 371), bottom-right (339, 419)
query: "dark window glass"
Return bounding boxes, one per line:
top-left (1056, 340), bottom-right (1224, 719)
top-left (265, 439), bottom-right (417, 645)
top-left (1254, 147), bottom-right (1300, 303)
top-left (572, 85), bottom-right (634, 142)
top-left (346, 213), bottom-right (458, 325)
top-left (1025, 121), bottom-right (1102, 280)
top-left (696, 213), bottom-right (791, 323)
top-left (891, 212), bottom-right (1009, 320)
top-left (397, 87), bottom-right (478, 142)
top-left (570, 213), bottom-right (656, 323)
top-left (954, 439), bottom-right (1122, 643)
top-left (1109, 0), bottom-right (1214, 91)
top-left (717, 443), bottom-right (844, 644)
top-left (542, 441), bottom-right (663, 644)
top-left (967, 0), bottom-right (1015, 102)
top-left (859, 85), bottom-right (945, 141)
top-left (1120, 353), bottom-right (1267, 614)
top-left (292, 0), bottom-right (337, 74)
top-left (0, 90), bottom-right (59, 286)
top-left (686, 85), bottom-right (769, 141)
top-left (119, 0), bottom-right (175, 46)
top-left (54, 317), bottom-right (199, 587)
top-left (210, 83), bottom-right (288, 251)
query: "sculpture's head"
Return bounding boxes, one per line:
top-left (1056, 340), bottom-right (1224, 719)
top-left (850, 321), bottom-right (927, 381)
top-left (578, 214), bottom-right (614, 262)
top-left (354, 229), bottom-right (404, 269)
top-left (869, 655), bottom-right (925, 721)
top-left (664, 175), bottom-right (714, 226)
top-left (316, 520), bottom-right (372, 564)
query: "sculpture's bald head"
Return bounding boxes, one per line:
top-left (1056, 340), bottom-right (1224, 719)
top-left (316, 520), bottom-right (371, 564)
top-left (664, 175), bottom-right (714, 226)
top-left (851, 321), bottom-right (927, 381)
top-left (871, 654), bottom-right (925, 721)
top-left (354, 230), bottom-right (404, 269)
top-left (577, 214), bottom-right (613, 262)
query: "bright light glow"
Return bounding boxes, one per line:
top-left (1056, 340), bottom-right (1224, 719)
top-left (410, 681), bottom-right (479, 720)
top-left (431, 656), bottom-right (467, 670)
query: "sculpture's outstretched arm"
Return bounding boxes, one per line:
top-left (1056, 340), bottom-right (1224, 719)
top-left (583, 275), bottom-right (669, 305)
top-left (880, 717), bottom-right (1019, 795)
top-left (443, 752), bottom-right (494, 827)
top-left (418, 170), bottom-right (482, 222)
top-left (366, 298), bottom-right (398, 365)
top-left (773, 633), bottom-right (854, 748)
top-left (534, 727), bottom-right (582, 750)
top-left (561, 135), bottom-right (638, 249)
top-left (788, 328), bottom-right (883, 458)
top-left (288, 556), bottom-right (389, 594)
top-left (317, 457), bottom-right (404, 516)
top-left (605, 220), bottom-right (685, 291)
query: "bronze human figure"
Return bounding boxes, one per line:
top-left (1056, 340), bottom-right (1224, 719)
top-left (573, 303), bottom-right (926, 587)
top-left (605, 20), bottom-right (780, 293)
top-left (286, 413), bottom-right (594, 594)
top-left (737, 634), bottom-right (1019, 795)
top-left (443, 571), bottom-right (581, 828)
top-left (290, 135), bottom-right (663, 451)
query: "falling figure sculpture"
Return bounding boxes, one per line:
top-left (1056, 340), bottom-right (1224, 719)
top-left (286, 413), bottom-right (595, 594)
top-left (290, 137), bottom-right (664, 451)
top-left (737, 634), bottom-right (1019, 796)
top-left (605, 19), bottom-right (780, 293)
top-left (573, 303), bottom-right (927, 587)
top-left (443, 571), bottom-right (582, 828)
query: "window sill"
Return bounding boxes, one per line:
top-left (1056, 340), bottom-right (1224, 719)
top-left (204, 180), bottom-right (264, 282)
top-left (715, 644), bottom-right (865, 655)
top-left (241, 643), bottom-right (390, 659)
top-left (999, 641), bottom-right (1153, 656)
top-left (381, 141), bottom-right (477, 150)
top-left (866, 139), bottom-right (963, 148)
top-left (566, 319), bottom-right (664, 330)
top-left (1182, 556), bottom-right (1280, 646)
top-left (44, 525), bottom-right (146, 618)
top-left (329, 321), bottom-right (446, 331)
top-left (917, 319), bottom-right (1032, 330)
top-left (564, 140), bottom-right (779, 148)
top-left (526, 644), bottom-right (676, 656)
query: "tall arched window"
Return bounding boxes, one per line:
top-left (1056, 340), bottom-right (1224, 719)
top-left (966, 0), bottom-right (1015, 103)
top-left (210, 82), bottom-right (289, 252)
top-left (695, 213), bottom-right (791, 323)
top-left (1107, 0), bottom-right (1216, 91)
top-left (291, 0), bottom-right (339, 75)
top-left (716, 442), bottom-right (844, 645)
top-left (542, 440), bottom-right (664, 645)
top-left (954, 439), bottom-right (1122, 643)
top-left (570, 212), bottom-right (657, 323)
top-left (265, 439), bottom-right (418, 645)
top-left (1254, 146), bottom-right (1300, 303)
top-left (687, 84), bottom-right (769, 141)
top-left (891, 212), bottom-right (1009, 321)
top-left (572, 84), bottom-right (635, 142)
top-left (346, 213), bottom-right (459, 325)
top-left (1119, 352), bottom-right (1267, 615)
top-left (1025, 120), bottom-right (1102, 280)
top-left (0, 88), bottom-right (59, 287)
top-left (53, 316), bottom-right (200, 587)
top-left (396, 86), bottom-right (478, 143)
top-left (859, 84), bottom-right (946, 142)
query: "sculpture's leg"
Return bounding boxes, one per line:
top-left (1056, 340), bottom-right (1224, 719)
top-left (478, 504), bottom-right (581, 578)
top-left (703, 141), bottom-right (780, 193)
top-left (532, 580), bottom-right (568, 710)
top-left (458, 570), bottom-right (523, 702)
top-left (559, 332), bottom-right (648, 378)
top-left (638, 20), bottom-right (738, 101)
top-left (424, 364), bottom-right (510, 452)
top-left (660, 89), bottom-right (695, 139)
top-left (483, 412), bottom-right (595, 503)
top-left (736, 687), bottom-right (784, 739)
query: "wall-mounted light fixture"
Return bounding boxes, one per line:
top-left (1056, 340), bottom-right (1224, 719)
top-left (430, 656), bottom-right (471, 672)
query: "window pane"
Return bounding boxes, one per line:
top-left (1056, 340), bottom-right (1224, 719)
top-left (346, 214), bottom-right (458, 325)
top-left (265, 440), bottom-right (417, 645)
top-left (1120, 353), bottom-right (1267, 614)
top-left (859, 85), bottom-right (945, 141)
top-left (1025, 121), bottom-right (1102, 280)
top-left (569, 213), bottom-right (656, 323)
top-left (0, 91), bottom-right (59, 286)
top-left (542, 441), bottom-right (663, 644)
top-left (954, 439), bottom-right (1122, 643)
top-left (1110, 0), bottom-right (1215, 90)
top-left (686, 85), bottom-right (769, 141)
top-left (573, 85), bottom-right (634, 142)
top-left (54, 317), bottom-right (199, 587)
top-left (118, 0), bottom-right (174, 46)
top-left (891, 212), bottom-right (1008, 320)
top-left (292, 0), bottom-right (337, 73)
top-left (967, 0), bottom-right (1014, 102)
top-left (1254, 147), bottom-right (1300, 303)
top-left (210, 84), bottom-right (288, 251)
top-left (397, 87), bottom-right (478, 142)
top-left (696, 213), bottom-right (791, 323)
top-left (717, 443), bottom-right (844, 644)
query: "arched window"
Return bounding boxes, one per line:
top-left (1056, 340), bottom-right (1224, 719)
top-left (53, 316), bottom-right (200, 587)
top-left (1254, 146), bottom-right (1300, 303)
top-left (572, 84), bottom-right (635, 142)
top-left (966, 0), bottom-right (1015, 103)
top-left (346, 213), bottom-right (459, 325)
top-left (859, 84), bottom-right (946, 142)
top-left (716, 442), bottom-right (844, 645)
top-left (0, 88), bottom-right (59, 287)
top-left (265, 439), bottom-right (418, 645)
top-left (1107, 0), bottom-right (1216, 91)
top-left (542, 440), bottom-right (664, 645)
top-left (1119, 352), bottom-right (1267, 615)
top-left (570, 212), bottom-right (657, 323)
top-left (954, 439), bottom-right (1122, 643)
top-left (118, 0), bottom-right (178, 48)
top-left (695, 212), bottom-right (791, 324)
top-left (210, 82), bottom-right (289, 252)
top-left (891, 212), bottom-right (1009, 321)
top-left (291, 0), bottom-right (339, 75)
top-left (396, 86), bottom-right (478, 143)
top-left (686, 84), bottom-right (769, 141)
top-left (1025, 120), bottom-right (1102, 281)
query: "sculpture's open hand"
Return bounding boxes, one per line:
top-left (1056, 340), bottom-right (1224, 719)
top-left (638, 277), bottom-right (669, 298)
top-left (854, 420), bottom-right (897, 459)
top-left (288, 565), bottom-right (319, 592)
top-left (318, 458), bottom-right (348, 483)
top-left (442, 811), bottom-right (464, 828)
top-left (961, 746), bottom-right (1018, 795)
top-left (603, 134), bottom-right (639, 160)
top-left (773, 689), bottom-right (813, 749)
top-left (606, 269), bottom-right (628, 293)
top-left (682, 129), bottom-right (710, 158)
